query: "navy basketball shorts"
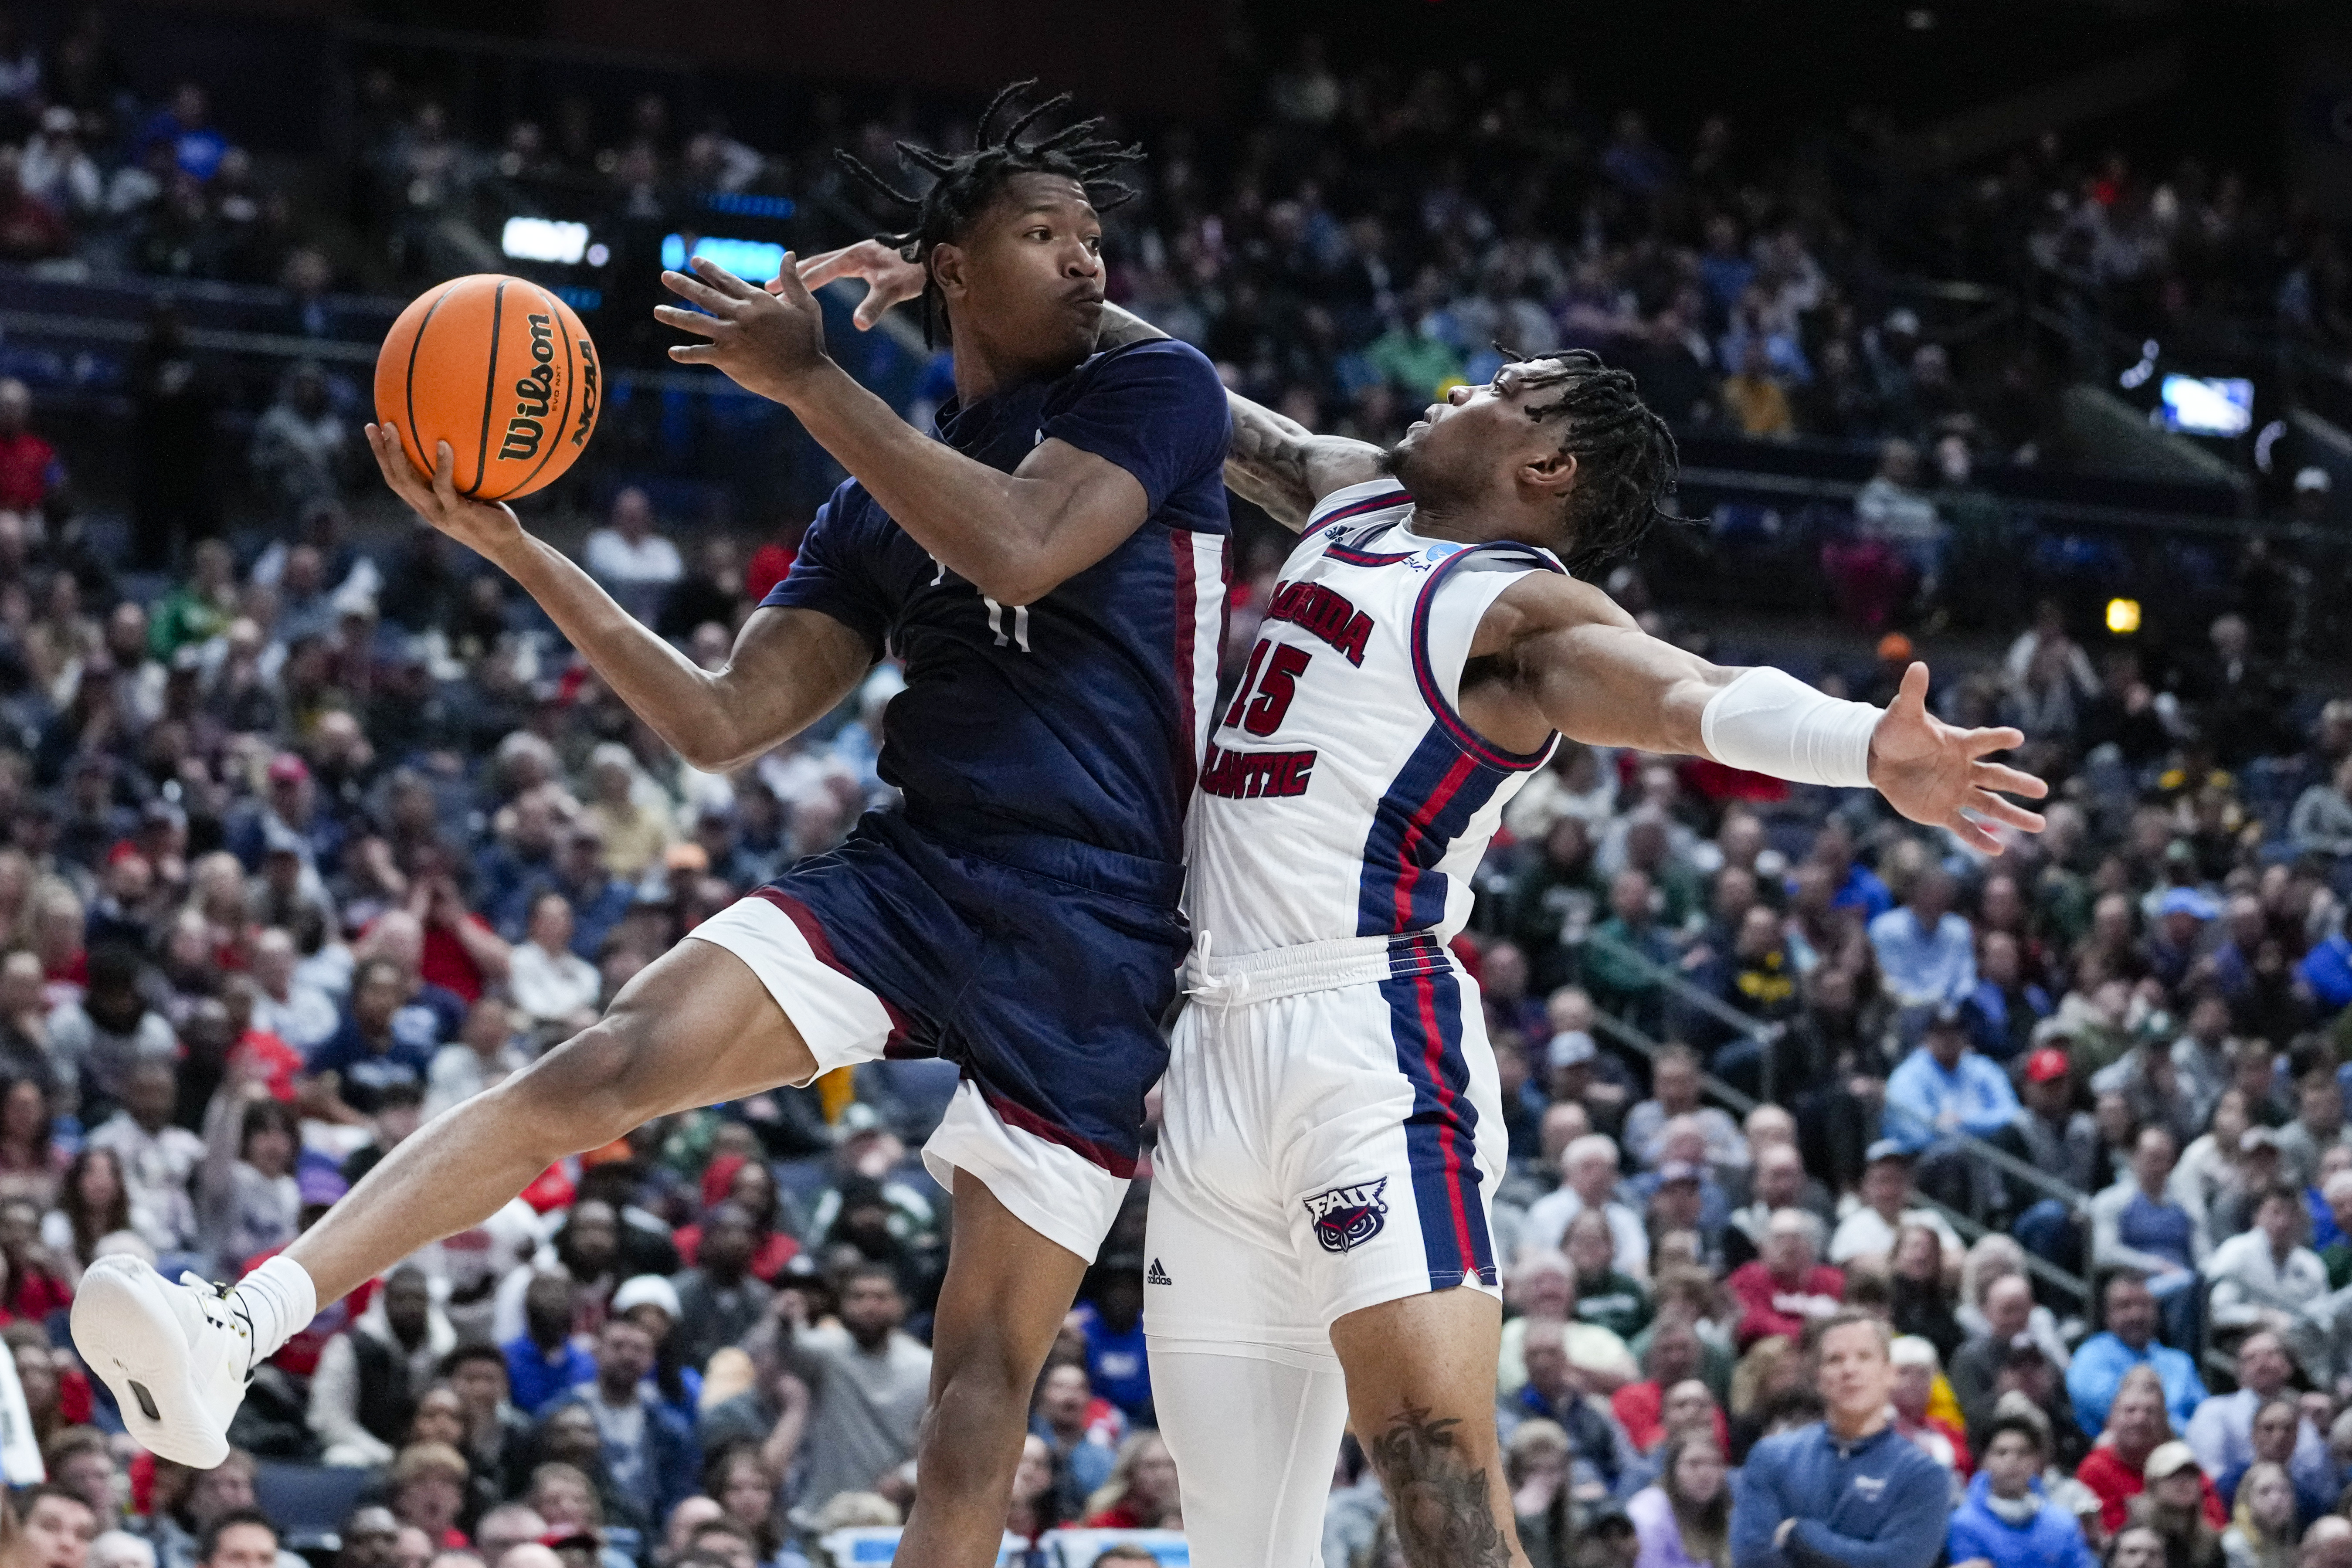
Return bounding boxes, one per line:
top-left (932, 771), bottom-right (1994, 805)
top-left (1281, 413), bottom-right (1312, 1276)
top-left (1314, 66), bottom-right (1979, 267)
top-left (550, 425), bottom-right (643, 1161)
top-left (1144, 931), bottom-right (1507, 1362)
top-left (688, 811), bottom-right (1187, 1261)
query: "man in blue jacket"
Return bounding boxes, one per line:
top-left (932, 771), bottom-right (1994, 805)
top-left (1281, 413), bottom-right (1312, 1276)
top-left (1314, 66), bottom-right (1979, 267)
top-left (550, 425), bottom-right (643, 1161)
top-left (1731, 1312), bottom-right (1948, 1568)
top-left (1883, 1005), bottom-right (2023, 1216)
top-left (550, 1314), bottom-right (698, 1535)
top-left (1947, 1410), bottom-right (2099, 1568)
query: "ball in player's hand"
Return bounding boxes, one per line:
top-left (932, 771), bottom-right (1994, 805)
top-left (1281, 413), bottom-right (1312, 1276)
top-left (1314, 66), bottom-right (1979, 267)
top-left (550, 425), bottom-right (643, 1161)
top-left (373, 273), bottom-right (602, 502)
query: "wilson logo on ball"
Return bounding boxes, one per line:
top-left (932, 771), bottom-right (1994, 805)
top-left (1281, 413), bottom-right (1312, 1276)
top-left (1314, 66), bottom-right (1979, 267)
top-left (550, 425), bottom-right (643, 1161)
top-left (571, 340), bottom-right (600, 448)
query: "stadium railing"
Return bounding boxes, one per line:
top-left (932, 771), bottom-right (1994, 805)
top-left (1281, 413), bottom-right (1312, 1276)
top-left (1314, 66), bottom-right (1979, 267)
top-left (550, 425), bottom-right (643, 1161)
top-left (1576, 928), bottom-right (2095, 1301)
top-left (1581, 987), bottom-right (2093, 1307)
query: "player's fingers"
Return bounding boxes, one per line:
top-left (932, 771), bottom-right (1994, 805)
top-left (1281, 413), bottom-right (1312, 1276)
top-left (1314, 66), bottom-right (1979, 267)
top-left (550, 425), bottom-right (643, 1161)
top-left (667, 342), bottom-right (720, 363)
top-left (1944, 808), bottom-right (2002, 854)
top-left (1965, 725), bottom-right (2026, 755)
top-left (1972, 760), bottom-right (2049, 799)
top-left (429, 440), bottom-right (461, 506)
top-left (796, 246), bottom-right (859, 289)
top-left (658, 269), bottom-right (736, 314)
top-left (688, 255), bottom-right (757, 298)
top-left (365, 424), bottom-right (416, 492)
top-left (770, 251), bottom-right (815, 305)
top-left (1897, 661), bottom-right (1931, 710)
top-left (652, 304), bottom-right (724, 338)
top-left (853, 296), bottom-right (887, 331)
top-left (1967, 788), bottom-right (2046, 833)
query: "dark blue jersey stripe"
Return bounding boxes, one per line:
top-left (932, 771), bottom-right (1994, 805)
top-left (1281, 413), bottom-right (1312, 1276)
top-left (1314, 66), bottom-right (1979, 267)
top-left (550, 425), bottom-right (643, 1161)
top-left (1378, 964), bottom-right (1496, 1291)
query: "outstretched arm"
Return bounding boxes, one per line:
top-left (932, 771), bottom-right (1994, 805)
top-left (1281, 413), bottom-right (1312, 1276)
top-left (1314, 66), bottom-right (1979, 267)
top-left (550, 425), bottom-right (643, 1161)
top-left (794, 242), bottom-right (1384, 531)
top-left (1476, 573), bottom-right (2047, 853)
top-left (1222, 392), bottom-right (1387, 531)
top-left (364, 427), bottom-right (871, 772)
top-left (660, 255), bottom-right (1151, 606)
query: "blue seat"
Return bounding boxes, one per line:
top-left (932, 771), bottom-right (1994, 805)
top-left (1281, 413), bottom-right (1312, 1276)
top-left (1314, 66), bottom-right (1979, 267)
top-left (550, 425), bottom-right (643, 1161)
top-left (251, 1461), bottom-right (374, 1547)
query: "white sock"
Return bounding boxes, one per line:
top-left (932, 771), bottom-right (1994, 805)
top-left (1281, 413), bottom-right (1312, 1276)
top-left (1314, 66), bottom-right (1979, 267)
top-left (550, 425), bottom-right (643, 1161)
top-left (231, 1255), bottom-right (318, 1362)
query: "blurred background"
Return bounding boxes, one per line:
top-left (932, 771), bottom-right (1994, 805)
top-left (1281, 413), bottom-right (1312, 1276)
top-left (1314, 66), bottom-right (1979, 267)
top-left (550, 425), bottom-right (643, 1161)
top-left (2, 0), bottom-right (2348, 665)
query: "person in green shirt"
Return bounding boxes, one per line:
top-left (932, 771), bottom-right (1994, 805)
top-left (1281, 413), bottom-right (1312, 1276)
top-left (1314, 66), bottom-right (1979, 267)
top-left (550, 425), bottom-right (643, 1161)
top-left (1566, 1207), bottom-right (1653, 1342)
top-left (2319, 1169), bottom-right (2352, 1290)
top-left (148, 537), bottom-right (240, 658)
top-left (1509, 816), bottom-right (1607, 992)
top-left (1582, 868), bottom-right (1678, 1033)
top-left (1363, 316), bottom-right (1464, 400)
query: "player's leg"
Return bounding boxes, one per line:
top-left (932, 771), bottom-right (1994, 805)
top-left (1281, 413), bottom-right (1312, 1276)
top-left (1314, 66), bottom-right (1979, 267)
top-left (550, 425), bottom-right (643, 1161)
top-left (890, 1176), bottom-right (1089, 1568)
top-left (1329, 1288), bottom-right (1529, 1568)
top-left (890, 856), bottom-right (1184, 1568)
top-left (284, 934), bottom-right (815, 1301)
top-left (74, 889), bottom-right (869, 1466)
top-left (1144, 990), bottom-right (1358, 1565)
top-left (1291, 961), bottom-right (1525, 1568)
top-left (1152, 1342), bottom-right (1352, 1566)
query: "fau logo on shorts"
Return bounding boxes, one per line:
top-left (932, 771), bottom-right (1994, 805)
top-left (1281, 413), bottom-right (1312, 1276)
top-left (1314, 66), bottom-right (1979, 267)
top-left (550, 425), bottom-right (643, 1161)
top-left (1304, 1178), bottom-right (1390, 1254)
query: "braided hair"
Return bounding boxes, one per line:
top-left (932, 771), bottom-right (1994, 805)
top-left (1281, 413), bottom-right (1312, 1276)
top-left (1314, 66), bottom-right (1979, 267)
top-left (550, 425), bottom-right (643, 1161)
top-left (1504, 347), bottom-right (1687, 574)
top-left (834, 81), bottom-right (1144, 346)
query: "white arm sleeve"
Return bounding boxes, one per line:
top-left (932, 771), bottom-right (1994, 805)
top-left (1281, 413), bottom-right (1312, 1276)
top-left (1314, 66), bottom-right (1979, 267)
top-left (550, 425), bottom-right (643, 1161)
top-left (1697, 666), bottom-right (1881, 790)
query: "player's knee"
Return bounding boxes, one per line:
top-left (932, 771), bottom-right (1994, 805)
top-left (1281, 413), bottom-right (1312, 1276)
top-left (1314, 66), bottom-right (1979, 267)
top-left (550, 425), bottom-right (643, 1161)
top-left (503, 1011), bottom-right (668, 1151)
top-left (927, 1330), bottom-right (1039, 1428)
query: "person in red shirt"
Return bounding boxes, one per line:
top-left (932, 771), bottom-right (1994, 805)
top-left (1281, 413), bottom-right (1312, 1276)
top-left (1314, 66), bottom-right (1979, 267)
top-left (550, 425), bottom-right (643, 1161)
top-left (2077, 1365), bottom-right (2227, 1533)
top-left (1613, 1316), bottom-right (1726, 1452)
top-left (1079, 1432), bottom-right (1181, 1530)
top-left (1889, 1335), bottom-right (1972, 1481)
top-left (675, 1154), bottom-right (800, 1283)
top-left (222, 976), bottom-right (302, 1101)
top-left (389, 1442), bottom-right (475, 1549)
top-left (409, 861), bottom-right (512, 1007)
top-left (1726, 1209), bottom-right (1844, 1349)
top-left (0, 379), bottom-right (60, 514)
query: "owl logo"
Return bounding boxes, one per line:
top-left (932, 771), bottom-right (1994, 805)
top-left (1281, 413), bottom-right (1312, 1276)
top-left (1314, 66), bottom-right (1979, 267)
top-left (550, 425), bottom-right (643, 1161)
top-left (1304, 1178), bottom-right (1391, 1254)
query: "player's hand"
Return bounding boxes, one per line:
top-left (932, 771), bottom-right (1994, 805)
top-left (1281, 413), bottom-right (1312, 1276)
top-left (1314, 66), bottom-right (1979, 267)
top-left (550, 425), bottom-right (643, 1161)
top-left (1867, 662), bottom-right (2049, 854)
top-left (657, 253), bottom-right (828, 401)
top-left (366, 424), bottom-right (525, 560)
top-left (791, 240), bottom-right (925, 330)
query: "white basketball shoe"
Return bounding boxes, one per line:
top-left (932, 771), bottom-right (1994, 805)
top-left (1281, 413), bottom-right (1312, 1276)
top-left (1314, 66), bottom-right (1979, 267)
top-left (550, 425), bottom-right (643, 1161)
top-left (71, 1255), bottom-right (255, 1467)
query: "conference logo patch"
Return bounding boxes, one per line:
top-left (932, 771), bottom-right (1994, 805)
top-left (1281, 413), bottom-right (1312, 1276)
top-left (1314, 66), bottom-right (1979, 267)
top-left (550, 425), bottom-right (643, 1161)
top-left (1304, 1178), bottom-right (1390, 1254)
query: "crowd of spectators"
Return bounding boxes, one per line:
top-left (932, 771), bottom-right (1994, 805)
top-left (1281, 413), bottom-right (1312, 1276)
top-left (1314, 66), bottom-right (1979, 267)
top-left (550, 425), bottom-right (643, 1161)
top-left (2, 17), bottom-right (2338, 470)
top-left (3, 351), bottom-right (2352, 1567)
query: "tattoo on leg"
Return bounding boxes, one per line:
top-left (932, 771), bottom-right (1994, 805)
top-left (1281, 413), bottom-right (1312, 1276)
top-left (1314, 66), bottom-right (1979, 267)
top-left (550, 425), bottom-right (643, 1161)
top-left (1365, 1402), bottom-right (1514, 1568)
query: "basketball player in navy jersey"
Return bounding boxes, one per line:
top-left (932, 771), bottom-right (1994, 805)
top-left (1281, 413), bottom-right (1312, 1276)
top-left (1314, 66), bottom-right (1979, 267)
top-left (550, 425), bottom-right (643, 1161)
top-left (807, 245), bottom-right (2046, 1567)
top-left (73, 86), bottom-right (1227, 1568)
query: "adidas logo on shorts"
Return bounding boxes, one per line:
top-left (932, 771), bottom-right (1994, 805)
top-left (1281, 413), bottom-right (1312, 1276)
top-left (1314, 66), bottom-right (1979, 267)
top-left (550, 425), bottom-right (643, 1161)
top-left (1146, 1259), bottom-right (1174, 1286)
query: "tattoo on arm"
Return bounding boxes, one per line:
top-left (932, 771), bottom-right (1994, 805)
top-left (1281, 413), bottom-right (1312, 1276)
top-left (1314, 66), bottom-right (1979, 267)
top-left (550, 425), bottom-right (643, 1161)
top-left (1093, 302), bottom-right (1169, 351)
top-left (1224, 395), bottom-right (1320, 529)
top-left (1364, 1403), bottom-right (1516, 1568)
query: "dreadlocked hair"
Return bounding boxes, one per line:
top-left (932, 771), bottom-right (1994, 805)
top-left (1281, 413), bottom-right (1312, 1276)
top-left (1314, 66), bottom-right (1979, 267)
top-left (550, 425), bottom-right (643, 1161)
top-left (1506, 347), bottom-right (1689, 575)
top-left (833, 80), bottom-right (1145, 346)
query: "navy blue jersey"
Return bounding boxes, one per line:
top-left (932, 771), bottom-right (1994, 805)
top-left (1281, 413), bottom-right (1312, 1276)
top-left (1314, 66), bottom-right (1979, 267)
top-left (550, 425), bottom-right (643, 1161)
top-left (765, 338), bottom-right (1231, 871)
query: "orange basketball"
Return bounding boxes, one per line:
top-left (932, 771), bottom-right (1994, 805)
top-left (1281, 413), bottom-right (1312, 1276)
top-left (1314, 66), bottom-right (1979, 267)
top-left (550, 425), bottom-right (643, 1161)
top-left (373, 273), bottom-right (601, 502)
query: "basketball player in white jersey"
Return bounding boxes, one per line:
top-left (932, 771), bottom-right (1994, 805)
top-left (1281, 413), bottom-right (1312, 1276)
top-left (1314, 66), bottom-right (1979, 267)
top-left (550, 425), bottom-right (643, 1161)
top-left (804, 244), bottom-right (2047, 1568)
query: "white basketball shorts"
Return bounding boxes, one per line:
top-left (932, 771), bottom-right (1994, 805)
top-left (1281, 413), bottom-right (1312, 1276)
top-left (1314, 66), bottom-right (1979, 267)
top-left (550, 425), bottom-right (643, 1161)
top-left (1143, 930), bottom-right (1507, 1360)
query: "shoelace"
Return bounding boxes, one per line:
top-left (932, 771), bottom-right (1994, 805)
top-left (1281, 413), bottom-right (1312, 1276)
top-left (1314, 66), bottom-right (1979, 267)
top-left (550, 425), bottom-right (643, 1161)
top-left (181, 1273), bottom-right (259, 1384)
top-left (1181, 931), bottom-right (1239, 1007)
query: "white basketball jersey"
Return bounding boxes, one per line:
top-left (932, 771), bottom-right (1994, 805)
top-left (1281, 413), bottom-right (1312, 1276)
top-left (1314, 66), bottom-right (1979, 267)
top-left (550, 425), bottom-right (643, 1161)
top-left (1184, 479), bottom-right (1565, 954)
